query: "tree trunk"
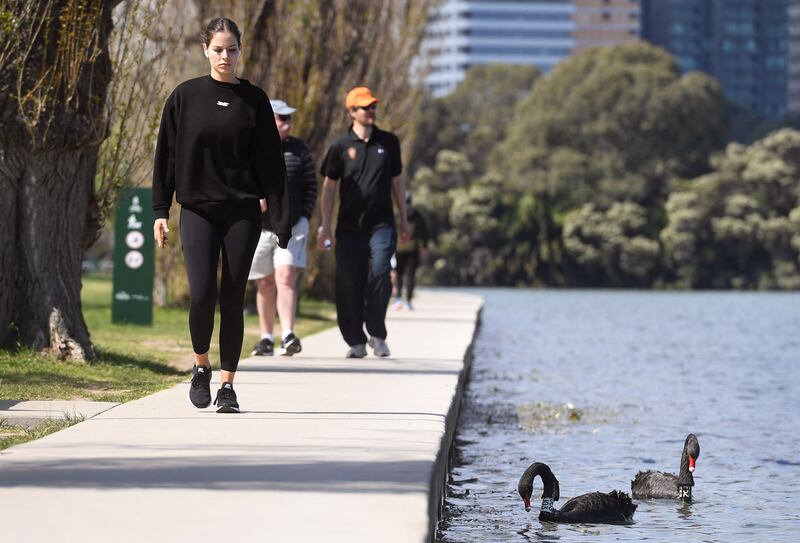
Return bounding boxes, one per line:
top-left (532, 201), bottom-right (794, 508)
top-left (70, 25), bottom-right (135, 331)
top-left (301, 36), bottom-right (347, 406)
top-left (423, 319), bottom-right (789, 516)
top-left (0, 147), bottom-right (98, 359)
top-left (0, 0), bottom-right (119, 359)
top-left (0, 142), bottom-right (21, 344)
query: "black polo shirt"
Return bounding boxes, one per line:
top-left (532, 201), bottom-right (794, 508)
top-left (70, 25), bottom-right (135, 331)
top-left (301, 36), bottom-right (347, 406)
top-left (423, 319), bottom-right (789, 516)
top-left (320, 125), bottom-right (402, 232)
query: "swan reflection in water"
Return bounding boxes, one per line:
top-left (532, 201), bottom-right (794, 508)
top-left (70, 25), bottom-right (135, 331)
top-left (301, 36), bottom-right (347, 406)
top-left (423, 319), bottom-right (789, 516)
top-left (676, 501), bottom-right (694, 520)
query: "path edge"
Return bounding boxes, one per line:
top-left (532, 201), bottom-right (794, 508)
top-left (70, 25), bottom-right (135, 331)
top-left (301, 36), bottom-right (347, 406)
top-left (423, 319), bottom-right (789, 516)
top-left (426, 300), bottom-right (484, 541)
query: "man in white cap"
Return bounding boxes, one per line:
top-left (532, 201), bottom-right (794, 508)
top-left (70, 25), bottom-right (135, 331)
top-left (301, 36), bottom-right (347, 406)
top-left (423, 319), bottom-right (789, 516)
top-left (249, 99), bottom-right (317, 356)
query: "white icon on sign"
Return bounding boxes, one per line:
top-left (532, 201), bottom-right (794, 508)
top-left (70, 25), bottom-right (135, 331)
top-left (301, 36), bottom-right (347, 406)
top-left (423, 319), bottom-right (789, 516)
top-left (127, 215), bottom-right (142, 229)
top-left (125, 251), bottom-right (144, 269)
top-left (115, 291), bottom-right (131, 301)
top-left (129, 196), bottom-right (143, 213)
top-left (125, 230), bottom-right (145, 249)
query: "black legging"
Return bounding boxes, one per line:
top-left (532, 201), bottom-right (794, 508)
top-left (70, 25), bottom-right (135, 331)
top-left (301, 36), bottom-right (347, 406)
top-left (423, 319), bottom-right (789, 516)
top-left (396, 250), bottom-right (420, 302)
top-left (180, 201), bottom-right (261, 372)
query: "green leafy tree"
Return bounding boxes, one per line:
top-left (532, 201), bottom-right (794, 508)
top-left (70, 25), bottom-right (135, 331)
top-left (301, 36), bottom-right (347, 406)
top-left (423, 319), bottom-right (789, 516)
top-left (662, 129), bottom-right (800, 289)
top-left (412, 152), bottom-right (524, 286)
top-left (563, 202), bottom-right (660, 286)
top-left (410, 64), bottom-right (540, 175)
top-left (491, 42), bottom-right (726, 285)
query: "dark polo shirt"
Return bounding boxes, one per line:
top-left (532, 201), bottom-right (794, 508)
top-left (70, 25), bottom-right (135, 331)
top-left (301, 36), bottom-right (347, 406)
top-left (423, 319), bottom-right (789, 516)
top-left (320, 125), bottom-right (402, 232)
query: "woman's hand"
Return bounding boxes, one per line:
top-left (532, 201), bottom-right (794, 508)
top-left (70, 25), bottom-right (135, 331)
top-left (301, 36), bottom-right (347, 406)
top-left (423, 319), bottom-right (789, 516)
top-left (154, 219), bottom-right (170, 248)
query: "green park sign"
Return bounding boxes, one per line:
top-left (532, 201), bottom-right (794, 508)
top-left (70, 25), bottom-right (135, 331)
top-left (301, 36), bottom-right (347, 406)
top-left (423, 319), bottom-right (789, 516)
top-left (112, 188), bottom-right (154, 325)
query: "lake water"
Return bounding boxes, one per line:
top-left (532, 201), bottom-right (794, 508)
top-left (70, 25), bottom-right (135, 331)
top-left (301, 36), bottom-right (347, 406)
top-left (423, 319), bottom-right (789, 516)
top-left (436, 290), bottom-right (800, 542)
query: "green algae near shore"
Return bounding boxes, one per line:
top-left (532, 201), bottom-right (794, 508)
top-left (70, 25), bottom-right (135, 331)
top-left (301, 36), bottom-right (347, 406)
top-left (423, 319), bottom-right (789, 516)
top-left (515, 401), bottom-right (619, 433)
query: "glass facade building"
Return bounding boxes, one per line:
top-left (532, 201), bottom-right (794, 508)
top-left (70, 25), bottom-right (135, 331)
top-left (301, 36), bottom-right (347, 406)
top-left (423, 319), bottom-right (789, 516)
top-left (790, 0), bottom-right (800, 115)
top-left (422, 0), bottom-right (575, 97)
top-left (421, 0), bottom-right (640, 97)
top-left (642, 0), bottom-right (791, 118)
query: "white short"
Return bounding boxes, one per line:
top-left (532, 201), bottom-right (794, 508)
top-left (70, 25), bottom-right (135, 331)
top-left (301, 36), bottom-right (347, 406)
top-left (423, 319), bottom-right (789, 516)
top-left (248, 217), bottom-right (309, 280)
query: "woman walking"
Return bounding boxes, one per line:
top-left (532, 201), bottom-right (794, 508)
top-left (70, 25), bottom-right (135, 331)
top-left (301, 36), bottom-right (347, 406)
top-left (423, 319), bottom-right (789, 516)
top-left (152, 18), bottom-right (290, 413)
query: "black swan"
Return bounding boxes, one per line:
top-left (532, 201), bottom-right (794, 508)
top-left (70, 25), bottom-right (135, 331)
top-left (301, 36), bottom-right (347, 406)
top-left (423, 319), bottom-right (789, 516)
top-left (517, 462), bottom-right (637, 524)
top-left (631, 433), bottom-right (700, 502)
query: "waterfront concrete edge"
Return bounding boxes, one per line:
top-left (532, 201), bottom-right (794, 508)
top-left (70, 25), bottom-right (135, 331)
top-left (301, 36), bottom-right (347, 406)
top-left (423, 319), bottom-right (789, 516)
top-left (426, 304), bottom-right (483, 541)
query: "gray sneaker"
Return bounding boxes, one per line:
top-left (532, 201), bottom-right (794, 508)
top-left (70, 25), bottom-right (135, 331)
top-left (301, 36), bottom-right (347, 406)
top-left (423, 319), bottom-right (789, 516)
top-left (368, 336), bottom-right (391, 357)
top-left (346, 344), bottom-right (367, 358)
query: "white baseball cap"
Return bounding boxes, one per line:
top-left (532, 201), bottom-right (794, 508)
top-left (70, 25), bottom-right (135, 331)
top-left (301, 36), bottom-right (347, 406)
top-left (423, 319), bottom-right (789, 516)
top-left (270, 99), bottom-right (297, 115)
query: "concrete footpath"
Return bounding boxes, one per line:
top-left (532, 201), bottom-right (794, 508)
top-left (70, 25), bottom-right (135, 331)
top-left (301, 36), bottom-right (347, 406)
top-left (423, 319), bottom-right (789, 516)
top-left (0, 290), bottom-right (483, 543)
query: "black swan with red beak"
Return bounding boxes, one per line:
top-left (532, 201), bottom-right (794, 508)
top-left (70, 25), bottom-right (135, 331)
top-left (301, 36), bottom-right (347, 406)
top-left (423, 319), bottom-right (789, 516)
top-left (517, 462), bottom-right (637, 524)
top-left (631, 433), bottom-right (700, 502)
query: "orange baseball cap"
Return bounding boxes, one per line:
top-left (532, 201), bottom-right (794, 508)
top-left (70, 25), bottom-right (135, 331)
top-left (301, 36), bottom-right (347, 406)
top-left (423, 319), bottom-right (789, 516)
top-left (345, 86), bottom-right (380, 109)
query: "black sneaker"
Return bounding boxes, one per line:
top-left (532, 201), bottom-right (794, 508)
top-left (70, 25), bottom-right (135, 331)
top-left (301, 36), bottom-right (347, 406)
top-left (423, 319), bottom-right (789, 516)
top-left (251, 337), bottom-right (274, 356)
top-left (189, 365), bottom-right (212, 408)
top-left (213, 382), bottom-right (240, 413)
top-left (279, 333), bottom-right (302, 356)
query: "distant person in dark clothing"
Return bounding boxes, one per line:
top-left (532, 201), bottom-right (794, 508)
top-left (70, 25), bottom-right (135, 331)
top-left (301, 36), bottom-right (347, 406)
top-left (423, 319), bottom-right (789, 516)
top-left (392, 192), bottom-right (429, 311)
top-left (152, 18), bottom-right (289, 413)
top-left (317, 86), bottom-right (410, 358)
top-left (249, 99), bottom-right (317, 358)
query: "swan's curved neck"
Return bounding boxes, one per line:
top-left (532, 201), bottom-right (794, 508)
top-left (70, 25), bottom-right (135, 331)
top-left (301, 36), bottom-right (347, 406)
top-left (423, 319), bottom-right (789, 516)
top-left (678, 434), bottom-right (699, 487)
top-left (520, 462), bottom-right (558, 499)
top-left (677, 446), bottom-right (695, 486)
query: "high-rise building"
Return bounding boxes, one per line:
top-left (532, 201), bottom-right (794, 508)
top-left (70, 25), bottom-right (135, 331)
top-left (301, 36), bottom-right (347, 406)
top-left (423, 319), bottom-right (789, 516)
top-left (422, 1), bottom-right (575, 97)
top-left (573, 0), bottom-right (642, 50)
top-left (789, 0), bottom-right (800, 115)
top-left (421, 0), bottom-right (640, 97)
top-left (642, 0), bottom-right (791, 119)
top-left (641, 0), bottom-right (712, 72)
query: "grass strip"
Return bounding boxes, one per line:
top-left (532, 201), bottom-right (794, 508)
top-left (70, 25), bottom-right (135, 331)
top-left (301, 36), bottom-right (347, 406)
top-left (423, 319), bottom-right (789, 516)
top-left (0, 416), bottom-right (84, 451)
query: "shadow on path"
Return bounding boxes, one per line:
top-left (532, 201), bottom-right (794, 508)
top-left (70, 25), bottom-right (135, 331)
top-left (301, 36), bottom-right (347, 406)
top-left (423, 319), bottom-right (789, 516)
top-left (0, 456), bottom-right (431, 493)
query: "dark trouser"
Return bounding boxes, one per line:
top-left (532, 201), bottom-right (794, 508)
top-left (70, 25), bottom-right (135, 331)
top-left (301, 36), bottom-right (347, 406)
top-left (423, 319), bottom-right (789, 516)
top-left (395, 250), bottom-right (420, 302)
top-left (335, 225), bottom-right (397, 346)
top-left (180, 201), bottom-right (261, 372)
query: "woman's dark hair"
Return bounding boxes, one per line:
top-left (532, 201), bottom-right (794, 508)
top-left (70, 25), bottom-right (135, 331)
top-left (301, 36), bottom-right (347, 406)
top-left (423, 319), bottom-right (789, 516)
top-left (201, 18), bottom-right (242, 47)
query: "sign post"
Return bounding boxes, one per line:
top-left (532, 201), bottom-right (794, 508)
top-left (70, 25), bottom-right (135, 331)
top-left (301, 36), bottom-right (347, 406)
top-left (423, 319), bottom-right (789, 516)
top-left (112, 188), bottom-right (154, 325)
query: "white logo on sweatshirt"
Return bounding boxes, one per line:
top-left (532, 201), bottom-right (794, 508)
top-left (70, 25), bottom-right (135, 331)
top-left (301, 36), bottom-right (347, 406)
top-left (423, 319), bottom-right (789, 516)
top-left (217, 101), bottom-right (229, 107)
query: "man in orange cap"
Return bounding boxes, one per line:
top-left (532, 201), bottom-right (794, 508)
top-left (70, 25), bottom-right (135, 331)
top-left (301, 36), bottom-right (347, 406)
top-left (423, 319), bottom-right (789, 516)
top-left (318, 86), bottom-right (410, 358)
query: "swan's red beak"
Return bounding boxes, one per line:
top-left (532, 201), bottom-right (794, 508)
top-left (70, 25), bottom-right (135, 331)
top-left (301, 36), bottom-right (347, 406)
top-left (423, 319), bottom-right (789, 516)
top-left (523, 497), bottom-right (531, 511)
top-left (689, 456), bottom-right (696, 472)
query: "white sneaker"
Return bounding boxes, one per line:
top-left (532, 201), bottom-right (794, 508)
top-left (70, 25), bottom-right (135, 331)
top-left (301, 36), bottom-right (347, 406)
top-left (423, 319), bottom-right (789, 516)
top-left (346, 344), bottom-right (367, 358)
top-left (368, 336), bottom-right (391, 357)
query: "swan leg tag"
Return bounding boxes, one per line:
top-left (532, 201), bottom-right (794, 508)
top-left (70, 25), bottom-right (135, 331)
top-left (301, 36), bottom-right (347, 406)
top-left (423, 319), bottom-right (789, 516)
top-left (540, 497), bottom-right (555, 514)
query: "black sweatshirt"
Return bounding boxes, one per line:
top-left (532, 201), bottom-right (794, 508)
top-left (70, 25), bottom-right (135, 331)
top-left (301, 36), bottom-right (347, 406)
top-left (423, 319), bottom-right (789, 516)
top-left (262, 136), bottom-right (317, 231)
top-left (152, 75), bottom-right (290, 246)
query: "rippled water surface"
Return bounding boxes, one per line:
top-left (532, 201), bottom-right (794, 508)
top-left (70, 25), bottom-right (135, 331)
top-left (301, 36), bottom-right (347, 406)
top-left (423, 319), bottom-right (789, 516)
top-left (436, 290), bottom-right (800, 542)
